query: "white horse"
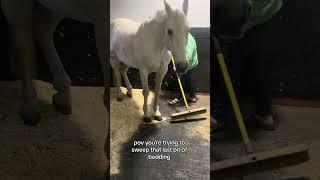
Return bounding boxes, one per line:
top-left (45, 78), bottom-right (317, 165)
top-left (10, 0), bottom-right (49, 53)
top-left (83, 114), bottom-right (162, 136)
top-left (2, 0), bottom-right (109, 173)
top-left (110, 0), bottom-right (189, 122)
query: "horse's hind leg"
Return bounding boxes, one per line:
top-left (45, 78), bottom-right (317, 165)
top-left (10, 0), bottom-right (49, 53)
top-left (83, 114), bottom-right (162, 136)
top-left (34, 7), bottom-right (72, 114)
top-left (2, 0), bottom-right (41, 125)
top-left (110, 56), bottom-right (123, 101)
top-left (120, 64), bottom-right (132, 98)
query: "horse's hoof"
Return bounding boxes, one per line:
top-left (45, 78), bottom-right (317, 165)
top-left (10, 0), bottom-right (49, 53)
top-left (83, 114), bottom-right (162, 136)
top-left (20, 111), bottom-right (41, 126)
top-left (20, 101), bottom-right (41, 126)
top-left (143, 116), bottom-right (152, 123)
top-left (154, 116), bottom-right (163, 121)
top-left (52, 93), bottom-right (72, 115)
top-left (53, 103), bottom-right (72, 115)
top-left (117, 96), bottom-right (123, 101)
top-left (126, 92), bottom-right (132, 98)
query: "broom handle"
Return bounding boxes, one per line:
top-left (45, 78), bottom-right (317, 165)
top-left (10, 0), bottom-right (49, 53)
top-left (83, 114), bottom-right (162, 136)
top-left (213, 36), bottom-right (253, 154)
top-left (171, 56), bottom-right (190, 111)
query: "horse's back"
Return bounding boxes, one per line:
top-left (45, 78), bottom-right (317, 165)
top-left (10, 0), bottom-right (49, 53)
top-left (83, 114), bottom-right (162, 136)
top-left (111, 18), bottom-right (140, 36)
top-left (110, 18), bottom-right (141, 68)
top-left (110, 18), bottom-right (139, 48)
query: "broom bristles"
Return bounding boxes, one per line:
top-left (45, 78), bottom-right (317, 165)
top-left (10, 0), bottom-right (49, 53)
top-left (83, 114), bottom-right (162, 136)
top-left (171, 108), bottom-right (207, 119)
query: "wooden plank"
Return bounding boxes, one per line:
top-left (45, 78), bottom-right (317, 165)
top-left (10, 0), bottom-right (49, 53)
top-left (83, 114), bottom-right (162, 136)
top-left (212, 144), bottom-right (310, 179)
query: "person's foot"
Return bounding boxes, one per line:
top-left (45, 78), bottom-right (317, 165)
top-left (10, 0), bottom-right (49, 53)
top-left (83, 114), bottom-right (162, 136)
top-left (169, 98), bottom-right (180, 105)
top-left (255, 114), bottom-right (275, 130)
top-left (188, 95), bottom-right (197, 103)
top-left (246, 114), bottom-right (275, 131)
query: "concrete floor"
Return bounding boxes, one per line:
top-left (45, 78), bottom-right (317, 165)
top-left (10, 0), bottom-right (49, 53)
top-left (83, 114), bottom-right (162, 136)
top-left (110, 87), bottom-right (210, 180)
top-left (0, 80), bottom-right (107, 180)
top-left (212, 103), bottom-right (320, 180)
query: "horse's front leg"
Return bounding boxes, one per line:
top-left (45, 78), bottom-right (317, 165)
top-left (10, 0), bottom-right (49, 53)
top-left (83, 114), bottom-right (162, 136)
top-left (15, 27), bottom-right (41, 125)
top-left (3, 0), bottom-right (41, 125)
top-left (34, 10), bottom-right (72, 114)
top-left (153, 67), bottom-right (168, 121)
top-left (139, 69), bottom-right (151, 123)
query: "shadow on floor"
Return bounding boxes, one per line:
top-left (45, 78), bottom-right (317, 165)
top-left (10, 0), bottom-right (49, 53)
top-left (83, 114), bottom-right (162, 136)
top-left (110, 88), bottom-right (210, 180)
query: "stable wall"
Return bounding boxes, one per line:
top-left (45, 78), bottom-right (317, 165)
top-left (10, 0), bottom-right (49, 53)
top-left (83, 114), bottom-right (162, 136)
top-left (1, 0), bottom-right (319, 98)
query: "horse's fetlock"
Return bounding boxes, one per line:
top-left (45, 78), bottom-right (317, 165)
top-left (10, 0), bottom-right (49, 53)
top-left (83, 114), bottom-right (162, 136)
top-left (54, 76), bottom-right (71, 92)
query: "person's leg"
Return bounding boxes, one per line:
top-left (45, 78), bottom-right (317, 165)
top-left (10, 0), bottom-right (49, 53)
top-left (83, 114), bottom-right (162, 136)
top-left (212, 38), bottom-right (245, 130)
top-left (169, 73), bottom-right (185, 105)
top-left (185, 69), bottom-right (196, 102)
top-left (212, 39), bottom-right (230, 126)
top-left (254, 34), bottom-right (274, 129)
top-left (212, 47), bottom-right (224, 131)
top-left (246, 24), bottom-right (275, 130)
top-left (254, 58), bottom-right (274, 129)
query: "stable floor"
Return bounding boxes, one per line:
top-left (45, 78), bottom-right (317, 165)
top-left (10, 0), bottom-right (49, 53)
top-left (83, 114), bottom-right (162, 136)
top-left (213, 102), bottom-right (320, 180)
top-left (110, 87), bottom-right (210, 180)
top-left (0, 80), bottom-right (107, 180)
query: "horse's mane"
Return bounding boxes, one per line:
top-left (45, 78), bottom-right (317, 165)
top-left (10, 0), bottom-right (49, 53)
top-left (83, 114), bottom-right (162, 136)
top-left (138, 10), bottom-right (168, 33)
top-left (150, 10), bottom-right (168, 24)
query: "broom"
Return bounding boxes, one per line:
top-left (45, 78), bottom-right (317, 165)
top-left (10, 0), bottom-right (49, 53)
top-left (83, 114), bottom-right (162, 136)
top-left (170, 56), bottom-right (207, 120)
top-left (212, 36), bottom-right (310, 178)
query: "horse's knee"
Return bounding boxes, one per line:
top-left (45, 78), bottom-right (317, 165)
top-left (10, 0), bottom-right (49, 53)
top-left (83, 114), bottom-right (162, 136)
top-left (142, 89), bottom-right (149, 97)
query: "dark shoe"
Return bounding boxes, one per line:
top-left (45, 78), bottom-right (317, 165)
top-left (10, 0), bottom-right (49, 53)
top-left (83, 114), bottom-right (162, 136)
top-left (169, 98), bottom-right (180, 105)
top-left (188, 96), bottom-right (197, 103)
top-left (246, 114), bottom-right (275, 131)
top-left (256, 114), bottom-right (275, 130)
